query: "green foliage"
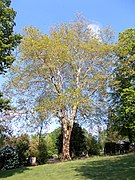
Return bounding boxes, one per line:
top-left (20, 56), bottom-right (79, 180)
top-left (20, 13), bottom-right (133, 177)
top-left (16, 134), bottom-right (30, 165)
top-left (0, 0), bottom-right (21, 74)
top-left (0, 93), bottom-right (11, 147)
top-left (45, 135), bottom-right (57, 156)
top-left (57, 123), bottom-right (88, 157)
top-left (45, 127), bottom-right (61, 156)
top-left (0, 145), bottom-right (19, 170)
top-left (0, 92), bottom-right (11, 148)
top-left (3, 133), bottom-right (48, 166)
top-left (86, 134), bottom-right (100, 155)
top-left (70, 123), bottom-right (87, 157)
top-left (27, 134), bottom-right (48, 164)
top-left (0, 92), bottom-right (10, 111)
top-left (28, 135), bottom-right (48, 164)
top-left (6, 16), bottom-right (114, 160)
top-left (28, 136), bottom-right (39, 157)
top-left (105, 123), bottom-right (128, 143)
top-left (37, 136), bottom-right (48, 164)
top-left (0, 92), bottom-right (11, 143)
top-left (0, 0), bottom-right (21, 145)
top-left (0, 114), bottom-right (12, 149)
top-left (0, 123), bottom-right (11, 148)
top-left (49, 124), bottom-right (101, 157)
top-left (6, 17), bottom-right (114, 126)
top-left (9, 134), bottom-right (30, 165)
top-left (111, 28), bottom-right (135, 142)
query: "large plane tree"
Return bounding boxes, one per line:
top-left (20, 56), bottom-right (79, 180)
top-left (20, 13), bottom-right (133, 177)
top-left (6, 17), bottom-right (114, 160)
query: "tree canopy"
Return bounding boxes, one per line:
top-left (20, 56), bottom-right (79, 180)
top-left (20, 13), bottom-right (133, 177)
top-left (0, 0), bottom-right (21, 74)
top-left (6, 17), bottom-right (114, 160)
top-left (110, 28), bottom-right (135, 142)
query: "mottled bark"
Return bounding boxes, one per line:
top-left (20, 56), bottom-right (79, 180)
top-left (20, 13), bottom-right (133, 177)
top-left (61, 106), bottom-right (77, 160)
top-left (62, 124), bottom-right (72, 160)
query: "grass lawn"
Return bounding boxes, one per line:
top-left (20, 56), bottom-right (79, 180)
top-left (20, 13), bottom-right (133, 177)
top-left (0, 153), bottom-right (135, 180)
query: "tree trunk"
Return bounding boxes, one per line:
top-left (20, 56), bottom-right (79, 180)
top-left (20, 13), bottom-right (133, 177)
top-left (60, 106), bottom-right (77, 160)
top-left (62, 124), bottom-right (72, 160)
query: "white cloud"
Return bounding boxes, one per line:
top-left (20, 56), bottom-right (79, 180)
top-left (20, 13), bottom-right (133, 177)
top-left (87, 24), bottom-right (101, 40)
top-left (87, 24), bottom-right (100, 34)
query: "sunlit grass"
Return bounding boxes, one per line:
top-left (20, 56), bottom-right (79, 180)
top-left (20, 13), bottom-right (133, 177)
top-left (0, 153), bottom-right (135, 180)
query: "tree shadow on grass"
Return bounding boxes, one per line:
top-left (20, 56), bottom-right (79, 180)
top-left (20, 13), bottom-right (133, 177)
top-left (0, 166), bottom-right (31, 179)
top-left (75, 153), bottom-right (135, 180)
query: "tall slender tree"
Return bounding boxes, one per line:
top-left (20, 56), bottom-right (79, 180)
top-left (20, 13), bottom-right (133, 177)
top-left (0, 0), bottom-right (21, 108)
top-left (111, 28), bottom-right (135, 142)
top-left (0, 0), bottom-right (21, 141)
top-left (6, 17), bottom-right (114, 160)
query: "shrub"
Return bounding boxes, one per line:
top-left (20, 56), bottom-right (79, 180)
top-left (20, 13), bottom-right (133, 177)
top-left (0, 145), bottom-right (19, 170)
top-left (7, 134), bottom-right (30, 166)
top-left (13, 134), bottom-right (30, 165)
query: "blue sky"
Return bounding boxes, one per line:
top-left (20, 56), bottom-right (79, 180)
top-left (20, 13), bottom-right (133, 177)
top-left (11, 0), bottom-right (135, 35)
top-left (0, 0), bottom-right (135, 85)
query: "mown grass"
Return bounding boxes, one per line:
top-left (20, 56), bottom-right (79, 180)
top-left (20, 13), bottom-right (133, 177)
top-left (0, 153), bottom-right (135, 180)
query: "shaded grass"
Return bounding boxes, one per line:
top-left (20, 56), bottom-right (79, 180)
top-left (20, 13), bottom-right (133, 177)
top-left (75, 153), bottom-right (135, 180)
top-left (0, 153), bottom-right (135, 180)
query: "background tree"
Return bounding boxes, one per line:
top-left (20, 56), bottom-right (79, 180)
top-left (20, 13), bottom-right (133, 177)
top-left (105, 110), bottom-right (129, 142)
top-left (46, 127), bottom-right (61, 157)
top-left (86, 133), bottom-right (100, 155)
top-left (6, 16), bottom-right (114, 160)
top-left (17, 133), bottom-right (48, 165)
top-left (111, 28), bottom-right (135, 142)
top-left (70, 123), bottom-right (87, 157)
top-left (0, 119), bottom-right (12, 148)
top-left (0, 0), bottom-right (21, 73)
top-left (37, 136), bottom-right (48, 164)
top-left (28, 135), bottom-right (39, 157)
top-left (0, 0), bottom-right (21, 143)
